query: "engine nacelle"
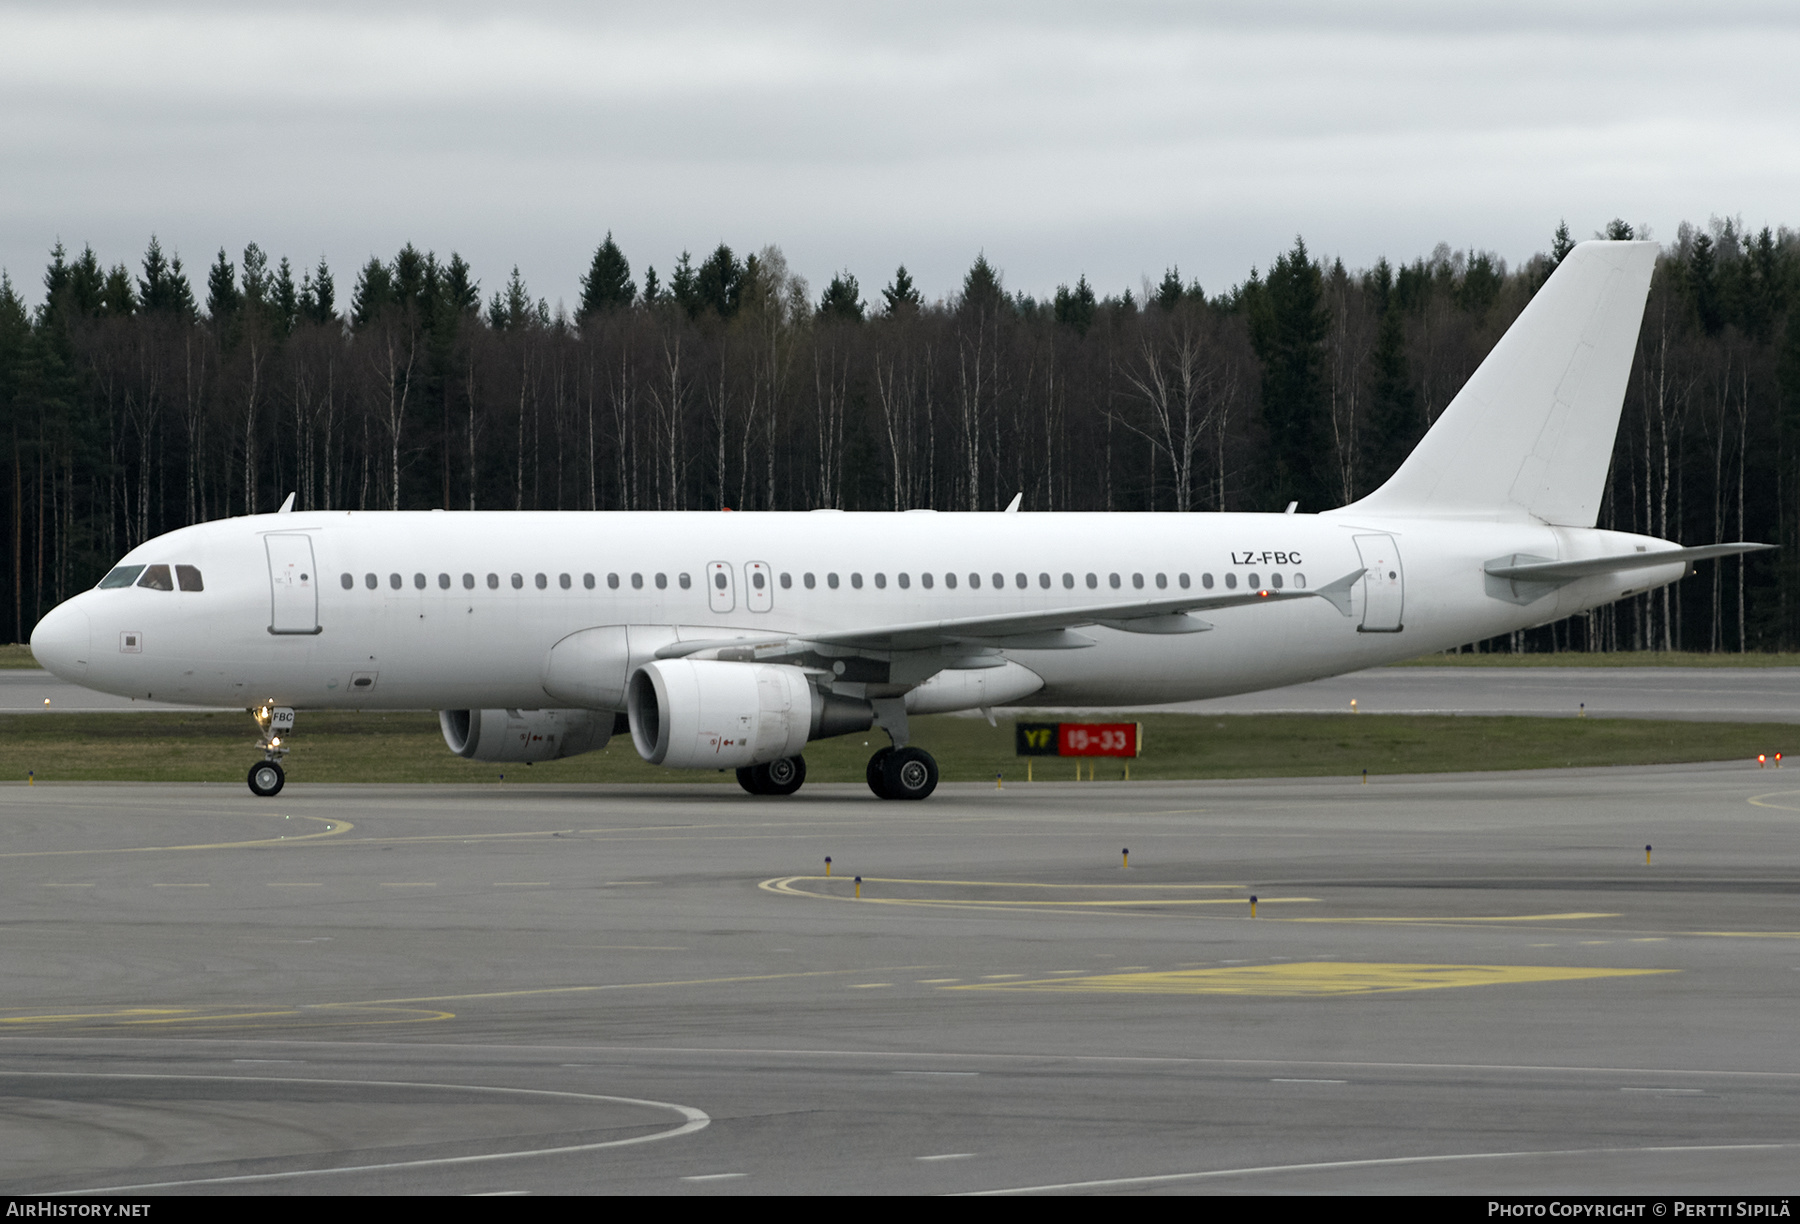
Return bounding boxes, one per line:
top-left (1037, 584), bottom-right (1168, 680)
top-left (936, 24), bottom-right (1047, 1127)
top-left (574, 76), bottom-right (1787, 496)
top-left (627, 659), bottom-right (824, 769)
top-left (438, 708), bottom-right (613, 762)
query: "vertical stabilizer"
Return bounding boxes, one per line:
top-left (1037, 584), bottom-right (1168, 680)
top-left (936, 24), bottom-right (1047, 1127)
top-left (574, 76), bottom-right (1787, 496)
top-left (1335, 240), bottom-right (1658, 526)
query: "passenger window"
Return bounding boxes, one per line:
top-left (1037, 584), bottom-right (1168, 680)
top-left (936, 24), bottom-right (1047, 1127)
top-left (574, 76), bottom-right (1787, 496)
top-left (1179, 573), bottom-right (1191, 589)
top-left (584, 573), bottom-right (595, 589)
top-left (945, 573), bottom-right (957, 589)
top-left (607, 573), bottom-right (619, 589)
top-left (389, 573), bottom-right (401, 590)
top-left (896, 573), bottom-right (909, 589)
top-left (537, 573), bottom-right (549, 590)
top-left (561, 573), bottom-right (572, 590)
top-left (1294, 573), bottom-right (1306, 589)
top-left (1202, 573), bottom-right (1213, 589)
top-left (1225, 573), bottom-right (1237, 590)
top-left (828, 573), bottom-right (840, 589)
top-left (804, 573), bottom-right (816, 589)
top-left (1062, 573), bottom-right (1074, 589)
top-left (1248, 572), bottom-right (1260, 588)
top-left (414, 573), bottom-right (426, 589)
top-left (655, 573), bottom-right (667, 590)
top-left (753, 571), bottom-right (767, 590)
top-left (463, 573), bottom-right (475, 589)
top-left (991, 573), bottom-right (1003, 589)
top-left (922, 572), bottom-right (934, 589)
top-left (136, 565), bottom-right (175, 591)
top-left (969, 573), bottom-right (981, 589)
top-left (1271, 573), bottom-right (1284, 589)
top-left (851, 573), bottom-right (863, 589)
top-left (1109, 573), bottom-right (1121, 589)
top-left (98, 565), bottom-right (146, 589)
top-left (1014, 573), bottom-right (1027, 589)
top-left (1132, 574), bottom-right (1144, 589)
top-left (513, 573), bottom-right (525, 589)
top-left (1086, 573), bottom-right (1097, 589)
top-left (366, 573), bottom-right (378, 590)
top-left (1155, 573), bottom-right (1167, 589)
top-left (438, 573), bottom-right (450, 589)
top-left (873, 573), bottom-right (886, 589)
top-left (712, 572), bottom-right (725, 590)
top-left (488, 573), bottom-right (499, 589)
top-left (779, 573), bottom-right (791, 589)
top-left (1038, 573), bottom-right (1050, 589)
top-left (678, 573), bottom-right (692, 590)
top-left (176, 565), bottom-right (204, 592)
top-left (340, 573), bottom-right (354, 590)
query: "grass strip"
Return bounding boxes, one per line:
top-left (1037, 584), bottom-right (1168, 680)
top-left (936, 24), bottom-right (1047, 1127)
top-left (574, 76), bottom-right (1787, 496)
top-left (0, 710), bottom-right (1790, 785)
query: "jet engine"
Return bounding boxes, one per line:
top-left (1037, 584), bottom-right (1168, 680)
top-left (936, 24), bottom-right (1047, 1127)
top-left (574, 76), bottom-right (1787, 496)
top-left (626, 659), bottom-right (872, 769)
top-left (438, 708), bottom-right (613, 762)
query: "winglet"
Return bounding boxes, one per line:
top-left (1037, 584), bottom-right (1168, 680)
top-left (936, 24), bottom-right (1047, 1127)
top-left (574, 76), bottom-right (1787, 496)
top-left (1312, 567), bottom-right (1365, 617)
top-left (277, 492), bottom-right (296, 514)
top-left (1004, 492), bottom-right (1022, 513)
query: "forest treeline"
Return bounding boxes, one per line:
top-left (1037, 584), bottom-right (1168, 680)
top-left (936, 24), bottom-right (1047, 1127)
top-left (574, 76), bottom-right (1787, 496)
top-left (2, 219), bottom-right (1798, 654)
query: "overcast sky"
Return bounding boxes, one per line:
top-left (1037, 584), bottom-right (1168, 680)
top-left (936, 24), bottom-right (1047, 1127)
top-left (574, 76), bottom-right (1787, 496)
top-left (3, 1), bottom-right (1797, 311)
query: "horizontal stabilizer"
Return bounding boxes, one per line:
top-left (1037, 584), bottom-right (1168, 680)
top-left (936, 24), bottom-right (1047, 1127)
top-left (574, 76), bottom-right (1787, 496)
top-left (1485, 543), bottom-right (1772, 584)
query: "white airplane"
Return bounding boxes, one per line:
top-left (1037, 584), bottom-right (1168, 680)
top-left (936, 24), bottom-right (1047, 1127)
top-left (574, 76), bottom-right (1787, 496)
top-left (28, 241), bottom-right (1768, 800)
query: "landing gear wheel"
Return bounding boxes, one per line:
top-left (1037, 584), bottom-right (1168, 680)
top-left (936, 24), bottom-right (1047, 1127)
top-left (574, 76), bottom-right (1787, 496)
top-left (866, 747), bottom-right (894, 799)
top-left (736, 766), bottom-right (767, 795)
top-left (880, 747), bottom-right (938, 801)
top-left (762, 755), bottom-right (806, 796)
top-left (248, 760), bottom-right (285, 797)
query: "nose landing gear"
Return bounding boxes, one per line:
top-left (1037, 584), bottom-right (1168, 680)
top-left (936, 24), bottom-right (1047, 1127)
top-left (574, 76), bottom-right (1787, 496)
top-left (247, 704), bottom-right (294, 797)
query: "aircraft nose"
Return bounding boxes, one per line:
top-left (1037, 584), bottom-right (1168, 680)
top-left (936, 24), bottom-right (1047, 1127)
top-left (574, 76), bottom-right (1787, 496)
top-left (30, 600), bottom-right (91, 682)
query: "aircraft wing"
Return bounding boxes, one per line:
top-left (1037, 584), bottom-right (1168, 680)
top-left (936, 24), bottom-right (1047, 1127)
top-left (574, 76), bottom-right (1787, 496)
top-left (656, 566), bottom-right (1366, 662)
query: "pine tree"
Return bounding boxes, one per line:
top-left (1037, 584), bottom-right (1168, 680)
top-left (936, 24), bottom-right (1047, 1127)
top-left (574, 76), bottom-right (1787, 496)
top-left (1361, 259), bottom-right (1420, 490)
top-left (101, 264), bottom-right (137, 317)
top-left (693, 245), bottom-right (744, 319)
top-left (1248, 237), bottom-right (1333, 511)
top-left (301, 256), bottom-right (336, 325)
top-left (206, 248), bottom-right (240, 321)
top-left (669, 252), bottom-right (698, 316)
top-left (1052, 275), bottom-right (1096, 335)
top-left (961, 253), bottom-right (1004, 314)
top-left (578, 233), bottom-right (634, 321)
top-left (138, 237), bottom-right (197, 317)
top-left (350, 257), bottom-right (392, 329)
top-left (272, 257), bottom-right (299, 335)
top-left (817, 270), bottom-right (864, 323)
top-left (881, 265), bottom-right (922, 315)
top-left (1551, 220), bottom-right (1575, 266)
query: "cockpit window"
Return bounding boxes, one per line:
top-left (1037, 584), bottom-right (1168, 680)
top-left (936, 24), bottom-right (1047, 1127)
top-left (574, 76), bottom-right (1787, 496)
top-left (176, 565), bottom-right (204, 592)
top-left (136, 564), bottom-right (175, 591)
top-left (98, 565), bottom-right (146, 589)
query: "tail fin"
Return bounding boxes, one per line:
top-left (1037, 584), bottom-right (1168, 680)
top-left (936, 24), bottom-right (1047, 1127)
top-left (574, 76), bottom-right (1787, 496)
top-left (1336, 239), bottom-right (1659, 526)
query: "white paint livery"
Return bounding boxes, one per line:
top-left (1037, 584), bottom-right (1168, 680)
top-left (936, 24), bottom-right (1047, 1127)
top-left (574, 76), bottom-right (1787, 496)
top-left (27, 242), bottom-right (1771, 799)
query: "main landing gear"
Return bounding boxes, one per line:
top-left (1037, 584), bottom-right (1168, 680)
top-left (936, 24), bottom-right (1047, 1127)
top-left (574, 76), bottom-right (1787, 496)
top-left (865, 745), bottom-right (939, 801)
top-left (247, 703), bottom-right (294, 797)
top-left (737, 755), bottom-right (807, 796)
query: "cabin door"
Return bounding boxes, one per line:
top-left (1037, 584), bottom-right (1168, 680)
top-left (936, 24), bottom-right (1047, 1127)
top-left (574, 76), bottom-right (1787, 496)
top-left (1354, 533), bottom-right (1404, 632)
top-left (266, 534), bottom-right (321, 635)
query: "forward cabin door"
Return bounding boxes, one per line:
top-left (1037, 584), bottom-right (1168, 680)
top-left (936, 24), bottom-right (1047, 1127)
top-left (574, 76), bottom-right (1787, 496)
top-left (266, 534), bottom-right (321, 634)
top-left (1353, 533), bottom-right (1404, 632)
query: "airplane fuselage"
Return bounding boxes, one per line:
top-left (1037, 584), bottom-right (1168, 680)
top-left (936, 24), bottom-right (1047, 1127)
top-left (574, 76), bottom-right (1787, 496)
top-left (31, 507), bottom-right (1683, 713)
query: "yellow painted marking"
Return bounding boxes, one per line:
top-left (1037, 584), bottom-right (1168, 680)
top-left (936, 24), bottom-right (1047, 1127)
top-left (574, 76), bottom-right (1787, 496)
top-left (1748, 790), bottom-right (1800, 812)
top-left (0, 1005), bottom-right (452, 1028)
top-left (951, 962), bottom-right (1673, 998)
top-left (0, 815), bottom-right (352, 859)
top-left (1288, 913), bottom-right (1619, 924)
top-left (1689, 931), bottom-right (1800, 939)
top-left (850, 983), bottom-right (893, 989)
top-left (309, 965), bottom-right (935, 1009)
top-left (981, 974), bottom-right (1024, 980)
top-left (760, 875), bottom-right (1310, 910)
top-left (915, 979), bottom-right (962, 984)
